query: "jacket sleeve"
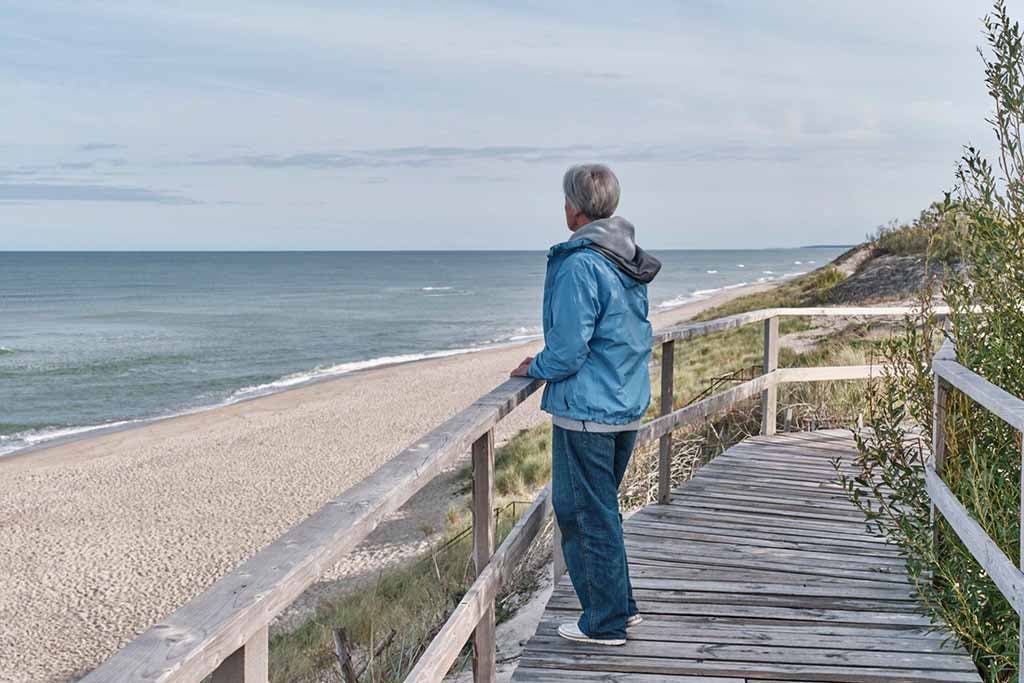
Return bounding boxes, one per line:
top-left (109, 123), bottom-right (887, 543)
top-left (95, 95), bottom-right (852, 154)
top-left (527, 257), bottom-right (600, 382)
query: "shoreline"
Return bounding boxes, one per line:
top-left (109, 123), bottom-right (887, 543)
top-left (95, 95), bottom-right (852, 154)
top-left (0, 278), bottom-right (773, 464)
top-left (0, 279), bottom-right (774, 683)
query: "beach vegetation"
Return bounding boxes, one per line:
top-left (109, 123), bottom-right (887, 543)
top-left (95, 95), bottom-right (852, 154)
top-left (838, 3), bottom-right (1024, 678)
top-left (870, 202), bottom-right (965, 264)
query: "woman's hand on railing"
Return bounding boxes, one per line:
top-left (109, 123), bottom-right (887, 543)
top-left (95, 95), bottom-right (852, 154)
top-left (510, 356), bottom-right (534, 377)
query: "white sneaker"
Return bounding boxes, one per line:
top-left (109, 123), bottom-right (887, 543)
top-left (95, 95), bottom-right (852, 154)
top-left (627, 614), bottom-right (643, 628)
top-left (557, 622), bottom-right (626, 646)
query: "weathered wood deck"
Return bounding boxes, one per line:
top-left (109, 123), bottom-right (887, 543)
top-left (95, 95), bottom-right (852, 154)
top-left (513, 429), bottom-right (981, 683)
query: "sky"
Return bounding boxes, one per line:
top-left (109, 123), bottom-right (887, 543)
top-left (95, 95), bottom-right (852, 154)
top-left (0, 0), bottom-right (1003, 250)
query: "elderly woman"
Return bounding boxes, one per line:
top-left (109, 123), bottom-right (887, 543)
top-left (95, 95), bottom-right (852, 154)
top-left (511, 164), bottom-right (661, 645)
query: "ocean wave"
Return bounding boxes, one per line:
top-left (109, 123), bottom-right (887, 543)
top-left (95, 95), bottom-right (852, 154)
top-left (421, 286), bottom-right (453, 291)
top-left (737, 264), bottom-right (745, 268)
top-left (230, 347), bottom-right (490, 399)
top-left (706, 269), bottom-right (718, 274)
top-left (782, 271), bottom-right (807, 278)
top-left (656, 281), bottom-right (749, 310)
top-left (0, 346), bottom-right (15, 356)
top-left (0, 419), bottom-right (142, 457)
top-left (762, 270), bottom-right (775, 275)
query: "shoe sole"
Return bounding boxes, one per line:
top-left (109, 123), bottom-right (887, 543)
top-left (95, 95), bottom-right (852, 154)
top-left (626, 615), bottom-right (643, 628)
top-left (557, 628), bottom-right (625, 646)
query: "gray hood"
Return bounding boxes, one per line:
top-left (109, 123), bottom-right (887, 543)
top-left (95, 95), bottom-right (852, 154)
top-left (571, 216), bottom-right (662, 284)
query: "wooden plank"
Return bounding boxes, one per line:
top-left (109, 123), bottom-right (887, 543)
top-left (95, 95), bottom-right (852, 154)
top-left (658, 339), bottom-right (675, 504)
top-left (761, 316), bottom-right (779, 436)
top-left (403, 485), bottom-right (551, 682)
top-left (638, 374), bottom-right (773, 445)
top-left (624, 519), bottom-right (904, 557)
top-left (209, 627), bottom-right (267, 683)
top-left (518, 651), bottom-right (978, 683)
top-left (82, 376), bottom-right (544, 683)
top-left (514, 668), bottom-right (743, 683)
top-left (774, 365), bottom-right (883, 383)
top-left (651, 306), bottom-right (947, 345)
top-left (634, 505), bottom-right (893, 544)
top-left (933, 358), bottom-right (1024, 432)
top-left (533, 622), bottom-right (957, 653)
top-left (925, 461), bottom-right (1024, 616)
top-left (471, 429), bottom-right (496, 683)
top-left (526, 635), bottom-right (977, 671)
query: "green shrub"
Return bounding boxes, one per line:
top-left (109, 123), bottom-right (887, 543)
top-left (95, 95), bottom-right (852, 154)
top-left (841, 3), bottom-right (1024, 678)
top-left (870, 202), bottom-right (966, 263)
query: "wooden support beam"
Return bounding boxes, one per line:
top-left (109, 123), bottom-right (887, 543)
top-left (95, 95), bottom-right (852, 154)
top-left (210, 627), bottom-right (267, 683)
top-left (402, 487), bottom-right (551, 683)
top-left (658, 339), bottom-right (676, 504)
top-left (471, 429), bottom-right (497, 683)
top-left (925, 461), bottom-right (1024, 617)
top-left (761, 317), bottom-right (779, 436)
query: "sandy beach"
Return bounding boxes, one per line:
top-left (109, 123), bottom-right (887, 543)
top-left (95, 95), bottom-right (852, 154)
top-left (0, 283), bottom-right (771, 682)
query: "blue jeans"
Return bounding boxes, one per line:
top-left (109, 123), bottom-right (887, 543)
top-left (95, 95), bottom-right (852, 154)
top-left (551, 425), bottom-right (638, 639)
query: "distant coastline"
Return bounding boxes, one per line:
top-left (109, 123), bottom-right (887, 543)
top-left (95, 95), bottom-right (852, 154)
top-left (802, 243), bottom-right (856, 249)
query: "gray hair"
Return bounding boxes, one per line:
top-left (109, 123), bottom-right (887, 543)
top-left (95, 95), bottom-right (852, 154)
top-left (563, 164), bottom-right (620, 219)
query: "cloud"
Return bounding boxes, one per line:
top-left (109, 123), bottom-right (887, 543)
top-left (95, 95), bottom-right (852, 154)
top-left (0, 183), bottom-right (196, 204)
top-left (195, 145), bottom-right (601, 170)
top-left (191, 136), bottom-right (925, 173)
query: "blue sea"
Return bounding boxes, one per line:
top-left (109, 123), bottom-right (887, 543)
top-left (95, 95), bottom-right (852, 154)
top-left (0, 248), bottom-right (843, 456)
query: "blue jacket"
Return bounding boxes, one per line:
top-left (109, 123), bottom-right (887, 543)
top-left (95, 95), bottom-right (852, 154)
top-left (527, 217), bottom-right (662, 425)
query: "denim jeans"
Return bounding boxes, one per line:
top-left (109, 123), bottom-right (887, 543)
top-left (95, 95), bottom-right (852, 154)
top-left (551, 424), bottom-right (638, 639)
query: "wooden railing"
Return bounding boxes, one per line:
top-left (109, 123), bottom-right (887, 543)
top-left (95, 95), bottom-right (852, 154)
top-left (928, 337), bottom-right (1024, 671)
top-left (80, 306), bottom-right (927, 683)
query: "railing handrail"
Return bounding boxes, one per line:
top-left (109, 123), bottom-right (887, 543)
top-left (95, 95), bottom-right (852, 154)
top-left (81, 304), bottom-right (927, 683)
top-left (927, 341), bottom-right (1024, 630)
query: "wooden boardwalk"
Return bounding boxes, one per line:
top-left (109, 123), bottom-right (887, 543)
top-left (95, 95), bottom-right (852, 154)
top-left (513, 429), bottom-right (981, 683)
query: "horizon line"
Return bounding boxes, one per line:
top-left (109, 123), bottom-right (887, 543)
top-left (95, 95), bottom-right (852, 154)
top-left (0, 245), bottom-right (856, 253)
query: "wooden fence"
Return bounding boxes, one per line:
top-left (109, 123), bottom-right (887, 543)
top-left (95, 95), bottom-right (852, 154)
top-left (928, 336), bottom-right (1024, 674)
top-left (80, 306), bottom-right (929, 683)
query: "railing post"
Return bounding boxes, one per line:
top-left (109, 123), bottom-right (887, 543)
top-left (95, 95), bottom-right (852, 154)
top-left (210, 627), bottom-right (268, 683)
top-left (760, 317), bottom-right (779, 436)
top-left (931, 378), bottom-right (948, 557)
top-left (471, 429), bottom-right (496, 683)
top-left (658, 339), bottom-right (676, 504)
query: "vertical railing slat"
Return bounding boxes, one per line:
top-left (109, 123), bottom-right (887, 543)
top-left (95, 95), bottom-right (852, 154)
top-left (210, 626), bottom-right (268, 683)
top-left (471, 429), bottom-right (496, 683)
top-left (760, 317), bottom-right (779, 436)
top-left (658, 339), bottom-right (676, 504)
